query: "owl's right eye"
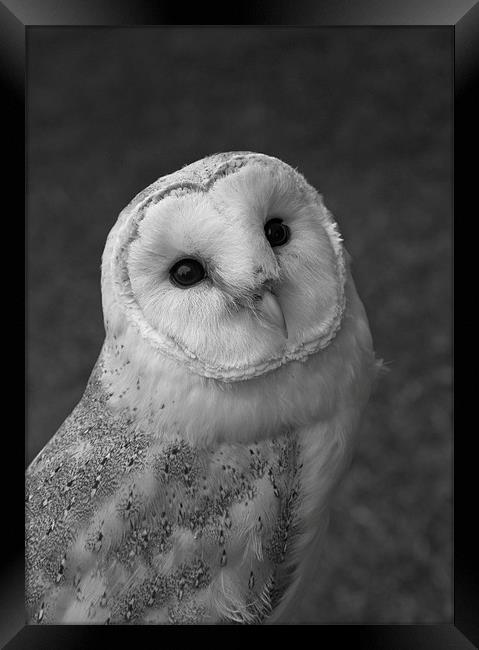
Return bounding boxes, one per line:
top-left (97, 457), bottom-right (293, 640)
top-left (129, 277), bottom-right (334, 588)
top-left (169, 258), bottom-right (206, 288)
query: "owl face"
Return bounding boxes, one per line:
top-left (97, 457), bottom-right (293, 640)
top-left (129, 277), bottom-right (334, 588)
top-left (104, 154), bottom-right (346, 381)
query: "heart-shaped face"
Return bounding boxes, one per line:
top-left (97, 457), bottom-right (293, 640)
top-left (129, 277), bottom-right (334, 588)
top-left (102, 152), bottom-right (346, 382)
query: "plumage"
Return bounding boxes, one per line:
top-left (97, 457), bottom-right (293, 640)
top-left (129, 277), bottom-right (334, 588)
top-left (26, 151), bottom-right (378, 624)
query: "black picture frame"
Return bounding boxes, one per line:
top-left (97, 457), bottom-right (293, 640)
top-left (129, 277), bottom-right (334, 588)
top-left (3, 0), bottom-right (472, 647)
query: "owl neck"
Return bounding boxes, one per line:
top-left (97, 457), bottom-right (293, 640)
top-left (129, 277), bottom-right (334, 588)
top-left (97, 289), bottom-right (375, 448)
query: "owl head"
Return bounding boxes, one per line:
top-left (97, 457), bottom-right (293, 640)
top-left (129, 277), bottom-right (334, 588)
top-left (101, 153), bottom-right (347, 383)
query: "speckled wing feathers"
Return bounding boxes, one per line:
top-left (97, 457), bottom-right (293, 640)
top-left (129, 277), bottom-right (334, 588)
top-left (26, 353), bottom-right (302, 624)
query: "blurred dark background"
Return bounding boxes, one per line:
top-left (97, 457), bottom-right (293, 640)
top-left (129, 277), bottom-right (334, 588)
top-left (27, 27), bottom-right (452, 623)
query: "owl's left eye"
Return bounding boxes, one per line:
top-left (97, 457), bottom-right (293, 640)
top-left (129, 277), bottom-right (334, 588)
top-left (169, 258), bottom-right (206, 288)
top-left (264, 218), bottom-right (290, 247)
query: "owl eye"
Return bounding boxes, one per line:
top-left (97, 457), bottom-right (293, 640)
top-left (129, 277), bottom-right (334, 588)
top-left (169, 258), bottom-right (206, 288)
top-left (264, 218), bottom-right (290, 247)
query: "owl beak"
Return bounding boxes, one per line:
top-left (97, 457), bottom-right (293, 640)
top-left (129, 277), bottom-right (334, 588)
top-left (257, 290), bottom-right (288, 339)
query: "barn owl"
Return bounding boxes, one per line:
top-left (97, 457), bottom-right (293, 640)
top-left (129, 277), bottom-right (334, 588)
top-left (26, 151), bottom-right (378, 624)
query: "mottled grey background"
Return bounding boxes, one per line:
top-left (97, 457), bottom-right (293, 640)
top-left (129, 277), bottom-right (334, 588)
top-left (27, 27), bottom-right (452, 623)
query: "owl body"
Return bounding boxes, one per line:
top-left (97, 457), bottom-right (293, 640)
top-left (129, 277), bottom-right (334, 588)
top-left (26, 152), bottom-right (377, 623)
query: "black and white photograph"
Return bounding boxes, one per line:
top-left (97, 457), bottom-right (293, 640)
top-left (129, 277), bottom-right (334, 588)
top-left (25, 25), bottom-right (452, 626)
top-left (1, 2), bottom-right (472, 645)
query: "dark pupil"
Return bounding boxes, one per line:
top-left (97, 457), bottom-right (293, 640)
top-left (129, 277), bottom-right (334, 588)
top-left (170, 258), bottom-right (205, 287)
top-left (264, 218), bottom-right (290, 247)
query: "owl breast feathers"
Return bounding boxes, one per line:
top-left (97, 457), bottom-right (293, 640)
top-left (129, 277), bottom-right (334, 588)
top-left (26, 152), bottom-right (378, 624)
